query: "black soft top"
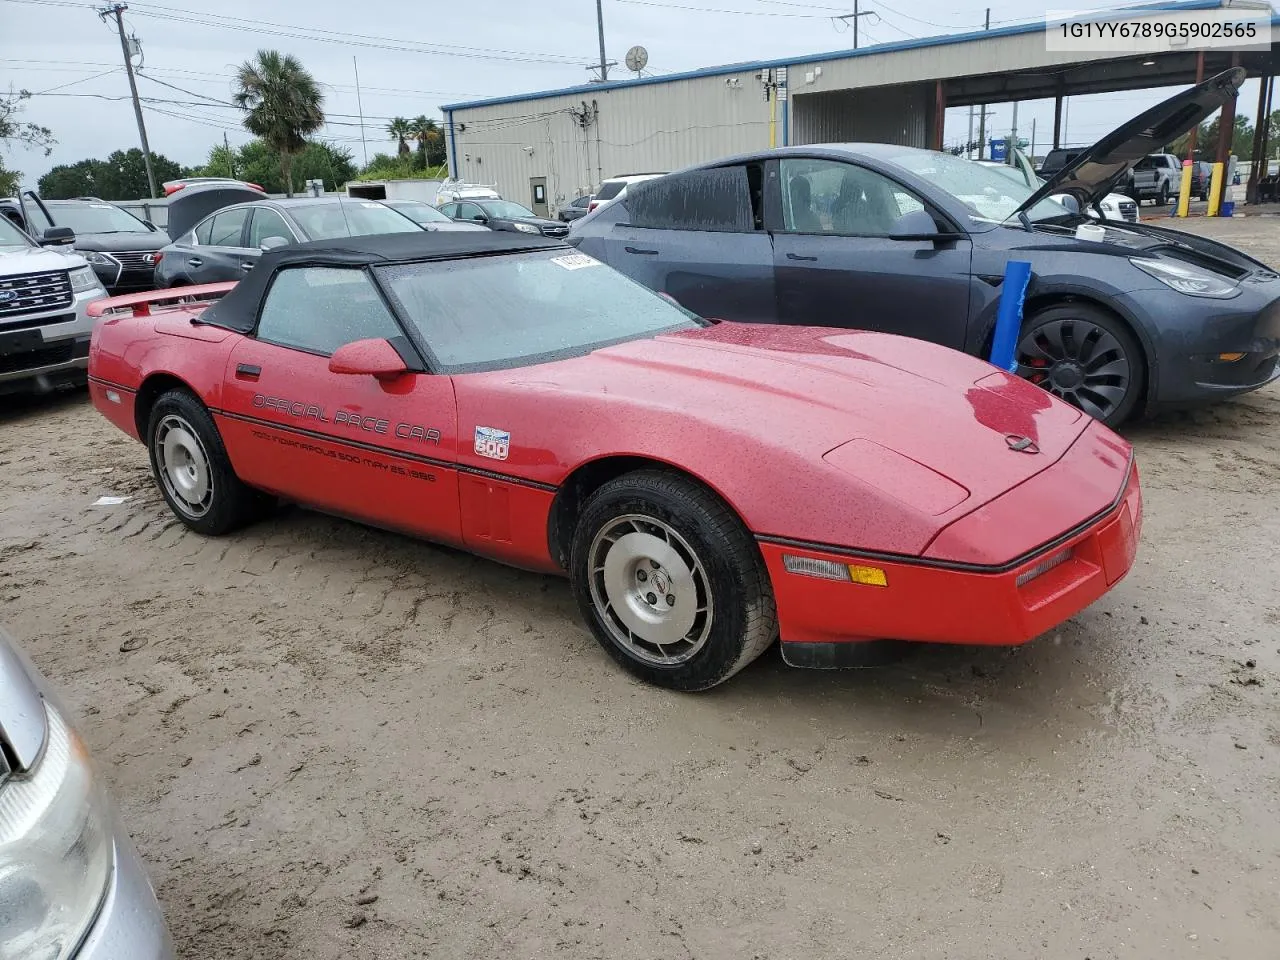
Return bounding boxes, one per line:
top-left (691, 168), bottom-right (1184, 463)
top-left (198, 231), bottom-right (568, 333)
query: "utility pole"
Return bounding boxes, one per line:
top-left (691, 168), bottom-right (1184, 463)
top-left (353, 56), bottom-right (368, 166)
top-left (1010, 100), bottom-right (1018, 162)
top-left (99, 3), bottom-right (157, 199)
top-left (977, 7), bottom-right (990, 159)
top-left (223, 131), bottom-right (234, 178)
top-left (837, 0), bottom-right (878, 50)
top-left (595, 0), bottom-right (609, 82)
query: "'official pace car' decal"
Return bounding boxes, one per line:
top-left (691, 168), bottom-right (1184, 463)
top-left (550, 253), bottom-right (599, 270)
top-left (474, 426), bottom-right (510, 461)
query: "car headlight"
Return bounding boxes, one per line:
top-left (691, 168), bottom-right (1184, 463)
top-left (68, 267), bottom-right (102, 295)
top-left (512, 222), bottom-right (539, 234)
top-left (0, 704), bottom-right (113, 960)
top-left (1130, 257), bottom-right (1239, 298)
top-left (79, 252), bottom-right (115, 268)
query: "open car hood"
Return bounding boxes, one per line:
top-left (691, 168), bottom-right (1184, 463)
top-left (165, 183), bottom-right (268, 241)
top-left (1014, 66), bottom-right (1246, 216)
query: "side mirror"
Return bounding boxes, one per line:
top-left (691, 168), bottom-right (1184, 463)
top-left (472, 214), bottom-right (488, 223)
top-left (40, 226), bottom-right (75, 246)
top-left (259, 236), bottom-right (289, 251)
top-left (328, 338), bottom-right (410, 381)
top-left (144, 220), bottom-right (158, 231)
top-left (1055, 194), bottom-right (1081, 215)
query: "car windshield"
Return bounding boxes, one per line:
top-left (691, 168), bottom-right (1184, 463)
top-left (388, 202), bottom-right (451, 224)
top-left (375, 249), bottom-right (704, 373)
top-left (0, 216), bottom-right (34, 251)
top-left (886, 150), bottom-right (1069, 229)
top-left (289, 201), bottom-right (422, 240)
top-left (46, 202), bottom-right (151, 234)
top-left (480, 200), bottom-right (536, 219)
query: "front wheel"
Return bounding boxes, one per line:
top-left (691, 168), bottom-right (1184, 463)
top-left (1158, 182), bottom-right (1170, 205)
top-left (147, 389), bottom-right (268, 535)
top-left (1016, 303), bottom-right (1145, 428)
top-left (570, 470), bottom-right (777, 691)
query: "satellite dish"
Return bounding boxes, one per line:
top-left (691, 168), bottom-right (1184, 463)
top-left (625, 45), bottom-right (649, 75)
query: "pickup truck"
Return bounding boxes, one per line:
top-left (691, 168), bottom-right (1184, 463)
top-left (1132, 153), bottom-right (1183, 204)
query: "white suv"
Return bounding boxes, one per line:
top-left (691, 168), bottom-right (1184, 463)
top-left (0, 215), bottom-right (106, 395)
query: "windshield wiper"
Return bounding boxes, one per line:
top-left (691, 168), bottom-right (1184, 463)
top-left (1016, 209), bottom-right (1033, 232)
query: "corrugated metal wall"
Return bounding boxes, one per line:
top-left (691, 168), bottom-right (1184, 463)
top-left (790, 84), bottom-right (929, 147)
top-left (448, 72), bottom-right (775, 216)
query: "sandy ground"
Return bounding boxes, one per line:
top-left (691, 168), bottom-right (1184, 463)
top-left (2, 217), bottom-right (1278, 960)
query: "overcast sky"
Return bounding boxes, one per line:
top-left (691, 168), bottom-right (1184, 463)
top-left (1, 0), bottom-right (1264, 184)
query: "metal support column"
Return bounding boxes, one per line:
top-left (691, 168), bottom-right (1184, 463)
top-left (1212, 53), bottom-right (1242, 212)
top-left (933, 80), bottom-right (946, 151)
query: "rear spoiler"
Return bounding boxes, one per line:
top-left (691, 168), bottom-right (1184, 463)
top-left (87, 282), bottom-right (237, 319)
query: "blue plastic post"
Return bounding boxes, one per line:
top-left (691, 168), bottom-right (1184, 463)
top-left (989, 259), bottom-right (1032, 373)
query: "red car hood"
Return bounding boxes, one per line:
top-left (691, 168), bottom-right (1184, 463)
top-left (581, 321), bottom-right (1089, 511)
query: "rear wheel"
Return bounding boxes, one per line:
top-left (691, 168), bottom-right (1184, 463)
top-left (570, 470), bottom-right (777, 691)
top-left (147, 389), bottom-right (268, 535)
top-left (1016, 303), bottom-right (1145, 428)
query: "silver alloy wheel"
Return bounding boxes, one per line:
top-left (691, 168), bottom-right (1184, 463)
top-left (155, 414), bottom-right (214, 518)
top-left (587, 514), bottom-right (713, 666)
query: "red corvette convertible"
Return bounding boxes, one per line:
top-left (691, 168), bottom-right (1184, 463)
top-left (88, 233), bottom-right (1141, 690)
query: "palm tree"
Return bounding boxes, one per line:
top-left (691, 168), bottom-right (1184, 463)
top-left (388, 117), bottom-right (412, 157)
top-left (410, 115), bottom-right (440, 167)
top-left (233, 50), bottom-right (324, 197)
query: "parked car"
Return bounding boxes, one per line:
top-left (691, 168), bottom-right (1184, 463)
top-left (2, 194), bottom-right (167, 293)
top-left (1132, 153), bottom-right (1184, 204)
top-left (439, 198), bottom-right (569, 238)
top-left (571, 68), bottom-right (1276, 427)
top-left (162, 176), bottom-right (262, 196)
top-left (0, 626), bottom-right (177, 959)
top-left (87, 231), bottom-right (1139, 690)
top-left (586, 173), bottom-right (666, 214)
top-left (976, 159), bottom-right (1138, 223)
top-left (559, 195), bottom-right (594, 222)
top-left (0, 212), bottom-right (106, 395)
top-left (1038, 150), bottom-right (1136, 199)
top-left (382, 199), bottom-right (491, 231)
top-left (155, 196), bottom-right (423, 287)
top-left (1188, 160), bottom-right (1212, 201)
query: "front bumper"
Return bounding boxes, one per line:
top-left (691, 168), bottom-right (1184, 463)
top-left (0, 288), bottom-right (102, 392)
top-left (1117, 280), bottom-right (1280, 407)
top-left (762, 459), bottom-right (1142, 654)
top-left (76, 834), bottom-right (177, 960)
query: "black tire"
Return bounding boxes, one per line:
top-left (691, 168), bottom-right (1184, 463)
top-left (1016, 302), bottom-right (1145, 428)
top-left (1158, 182), bottom-right (1170, 205)
top-left (146, 389), bottom-right (267, 535)
top-left (570, 470), bottom-right (777, 691)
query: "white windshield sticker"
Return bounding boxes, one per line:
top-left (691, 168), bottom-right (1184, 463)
top-left (551, 253), bottom-right (599, 270)
top-left (90, 203), bottom-right (111, 208)
top-left (360, 202), bottom-right (383, 208)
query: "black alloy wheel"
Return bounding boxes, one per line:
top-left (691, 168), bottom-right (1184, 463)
top-left (1016, 303), bottom-right (1144, 427)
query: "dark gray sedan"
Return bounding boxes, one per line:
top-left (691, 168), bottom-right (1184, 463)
top-left (155, 197), bottom-right (422, 287)
top-left (570, 68), bottom-right (1278, 426)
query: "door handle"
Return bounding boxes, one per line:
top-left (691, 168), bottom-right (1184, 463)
top-left (624, 246), bottom-right (658, 255)
top-left (240, 261), bottom-right (255, 270)
top-left (786, 252), bottom-right (818, 261)
top-left (235, 363), bottom-right (261, 380)
top-left (187, 257), bottom-right (203, 267)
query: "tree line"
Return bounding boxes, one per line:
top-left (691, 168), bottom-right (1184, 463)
top-left (6, 49), bottom-right (452, 201)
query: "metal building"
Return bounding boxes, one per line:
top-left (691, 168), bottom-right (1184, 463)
top-left (441, 0), bottom-right (1276, 217)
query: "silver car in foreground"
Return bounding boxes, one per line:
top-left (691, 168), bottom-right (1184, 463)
top-left (0, 629), bottom-right (175, 960)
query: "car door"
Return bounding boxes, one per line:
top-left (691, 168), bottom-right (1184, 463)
top-left (770, 157), bottom-right (974, 349)
top-left (599, 163), bottom-right (777, 323)
top-left (217, 264), bottom-right (462, 543)
top-left (457, 202), bottom-right (488, 226)
top-left (185, 207), bottom-right (255, 284)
